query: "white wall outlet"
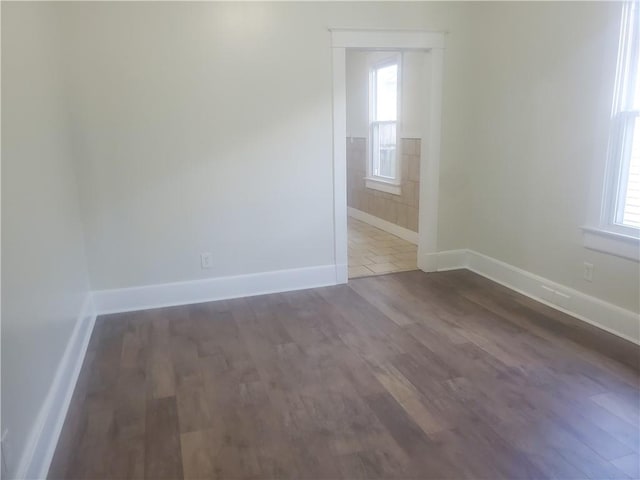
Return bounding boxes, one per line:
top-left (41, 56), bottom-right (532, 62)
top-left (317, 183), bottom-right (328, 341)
top-left (583, 262), bottom-right (594, 282)
top-left (201, 252), bottom-right (213, 269)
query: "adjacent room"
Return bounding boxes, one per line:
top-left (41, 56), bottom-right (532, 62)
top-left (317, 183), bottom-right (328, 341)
top-left (2, 2), bottom-right (639, 480)
top-left (346, 49), bottom-right (424, 278)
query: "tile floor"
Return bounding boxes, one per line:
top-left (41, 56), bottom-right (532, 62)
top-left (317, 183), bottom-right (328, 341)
top-left (348, 217), bottom-right (418, 278)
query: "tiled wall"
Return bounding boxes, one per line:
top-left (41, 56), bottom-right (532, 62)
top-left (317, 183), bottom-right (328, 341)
top-left (347, 137), bottom-right (421, 232)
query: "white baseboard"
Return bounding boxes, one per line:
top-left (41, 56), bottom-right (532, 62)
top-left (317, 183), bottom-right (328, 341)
top-left (420, 249), bottom-right (467, 272)
top-left (424, 249), bottom-right (640, 345)
top-left (335, 263), bottom-right (348, 285)
top-left (417, 252), bottom-right (438, 272)
top-left (15, 294), bottom-right (96, 480)
top-left (465, 250), bottom-right (640, 345)
top-left (93, 264), bottom-right (338, 315)
top-left (348, 207), bottom-right (418, 245)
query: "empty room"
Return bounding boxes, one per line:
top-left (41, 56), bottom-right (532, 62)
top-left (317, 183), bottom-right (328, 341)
top-left (2, 1), bottom-right (639, 479)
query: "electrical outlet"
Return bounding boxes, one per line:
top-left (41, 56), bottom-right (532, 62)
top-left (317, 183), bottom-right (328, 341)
top-left (201, 252), bottom-right (213, 269)
top-left (583, 262), bottom-right (594, 282)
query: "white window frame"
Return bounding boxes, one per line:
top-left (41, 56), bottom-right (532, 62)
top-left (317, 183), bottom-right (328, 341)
top-left (365, 53), bottom-right (402, 195)
top-left (331, 29), bottom-right (446, 281)
top-left (583, 2), bottom-right (640, 261)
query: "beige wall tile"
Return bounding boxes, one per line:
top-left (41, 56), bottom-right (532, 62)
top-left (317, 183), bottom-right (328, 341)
top-left (372, 195), bottom-right (385, 218)
top-left (347, 137), bottom-right (421, 232)
top-left (408, 155), bottom-right (420, 182)
top-left (402, 138), bottom-right (416, 156)
top-left (396, 205), bottom-right (408, 229)
top-left (412, 181), bottom-right (420, 207)
top-left (382, 201), bottom-right (397, 224)
top-left (401, 155), bottom-right (410, 180)
top-left (401, 181), bottom-right (414, 206)
top-left (407, 205), bottom-right (419, 232)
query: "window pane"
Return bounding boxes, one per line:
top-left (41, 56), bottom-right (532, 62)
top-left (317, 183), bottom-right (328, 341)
top-left (622, 118), bottom-right (640, 227)
top-left (375, 64), bottom-right (397, 121)
top-left (372, 122), bottom-right (396, 178)
top-left (634, 60), bottom-right (640, 110)
top-left (632, 11), bottom-right (640, 110)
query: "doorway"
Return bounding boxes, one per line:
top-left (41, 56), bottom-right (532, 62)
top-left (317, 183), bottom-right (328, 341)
top-left (345, 49), bottom-right (422, 278)
top-left (331, 30), bottom-right (445, 283)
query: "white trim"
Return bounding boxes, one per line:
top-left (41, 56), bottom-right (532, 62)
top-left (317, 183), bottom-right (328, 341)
top-left (419, 249), bottom-right (467, 272)
top-left (418, 47), bottom-right (444, 273)
top-left (335, 263), bottom-right (348, 285)
top-left (93, 265), bottom-right (338, 315)
top-left (582, 226), bottom-right (640, 261)
top-left (15, 294), bottom-right (96, 480)
top-left (364, 178), bottom-right (402, 195)
top-left (466, 250), bottom-right (640, 345)
top-left (332, 29), bottom-right (446, 279)
top-left (348, 207), bottom-right (418, 245)
top-left (330, 29), bottom-right (445, 50)
top-left (599, 3), bottom-right (640, 236)
top-left (423, 249), bottom-right (640, 344)
top-left (418, 252), bottom-right (439, 272)
top-left (368, 52), bottom-right (402, 184)
top-left (333, 47), bottom-right (349, 285)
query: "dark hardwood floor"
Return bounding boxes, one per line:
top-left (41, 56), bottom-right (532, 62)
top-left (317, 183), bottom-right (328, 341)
top-left (49, 270), bottom-right (640, 479)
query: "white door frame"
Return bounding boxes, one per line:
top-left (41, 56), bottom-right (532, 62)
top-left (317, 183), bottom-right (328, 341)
top-left (331, 29), bottom-right (446, 283)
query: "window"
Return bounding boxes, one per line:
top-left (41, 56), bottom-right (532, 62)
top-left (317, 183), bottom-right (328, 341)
top-left (366, 55), bottom-right (401, 194)
top-left (584, 2), bottom-right (639, 260)
top-left (605, 2), bottom-right (640, 233)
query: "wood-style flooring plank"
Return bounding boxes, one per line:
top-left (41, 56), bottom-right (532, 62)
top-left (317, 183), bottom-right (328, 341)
top-left (144, 397), bottom-right (183, 479)
top-left (50, 270), bottom-right (640, 480)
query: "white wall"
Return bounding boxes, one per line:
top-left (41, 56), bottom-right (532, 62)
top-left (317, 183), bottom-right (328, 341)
top-left (466, 1), bottom-right (640, 314)
top-left (57, 1), bottom-right (475, 290)
top-left (346, 50), bottom-right (428, 139)
top-left (1, 3), bottom-right (91, 477)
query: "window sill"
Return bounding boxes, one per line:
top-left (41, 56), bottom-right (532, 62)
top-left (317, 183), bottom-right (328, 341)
top-left (365, 177), bottom-right (401, 195)
top-left (582, 226), bottom-right (640, 262)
